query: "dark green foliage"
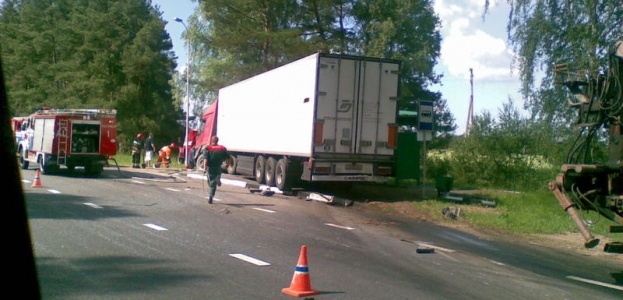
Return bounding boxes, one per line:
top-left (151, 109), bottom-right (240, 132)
top-left (0, 0), bottom-right (181, 150)
top-left (485, 1), bottom-right (623, 131)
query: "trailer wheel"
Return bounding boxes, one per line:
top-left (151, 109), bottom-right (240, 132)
top-left (264, 157), bottom-right (277, 186)
top-left (18, 150), bottom-right (29, 170)
top-left (275, 158), bottom-right (289, 191)
top-left (254, 155), bottom-right (266, 184)
top-left (226, 155), bottom-right (237, 174)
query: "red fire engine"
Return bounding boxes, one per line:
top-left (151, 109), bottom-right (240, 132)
top-left (16, 108), bottom-right (118, 175)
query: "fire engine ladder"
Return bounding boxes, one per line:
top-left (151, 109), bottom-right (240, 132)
top-left (57, 119), bottom-right (69, 165)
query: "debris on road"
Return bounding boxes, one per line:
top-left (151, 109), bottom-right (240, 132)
top-left (442, 206), bottom-right (462, 220)
top-left (247, 184), bottom-right (278, 197)
top-left (305, 192), bottom-right (334, 203)
top-left (442, 192), bottom-right (497, 208)
top-left (416, 248), bottom-right (435, 254)
top-left (299, 192), bottom-right (354, 207)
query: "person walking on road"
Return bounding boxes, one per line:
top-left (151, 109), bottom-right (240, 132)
top-left (132, 133), bottom-right (144, 168)
top-left (144, 132), bottom-right (155, 168)
top-left (202, 136), bottom-right (229, 204)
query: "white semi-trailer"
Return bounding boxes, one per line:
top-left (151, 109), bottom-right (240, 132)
top-left (196, 52), bottom-right (401, 191)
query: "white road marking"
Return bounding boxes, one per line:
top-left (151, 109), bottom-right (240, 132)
top-left (415, 241), bottom-right (456, 253)
top-left (164, 187), bottom-right (180, 192)
top-left (22, 180), bottom-right (30, 183)
top-left (435, 249), bottom-right (459, 261)
top-left (253, 207), bottom-right (276, 213)
top-left (221, 178), bottom-right (247, 187)
top-left (186, 173), bottom-right (256, 187)
top-left (132, 180), bottom-right (145, 184)
top-left (187, 173), bottom-right (205, 180)
top-left (204, 197), bottom-right (221, 202)
top-left (229, 254), bottom-right (271, 266)
top-left (325, 223), bottom-right (355, 230)
top-left (48, 190), bottom-right (61, 194)
top-left (487, 259), bottom-right (505, 266)
top-left (84, 203), bottom-right (103, 209)
top-left (567, 276), bottom-right (623, 291)
top-left (143, 223), bottom-right (168, 231)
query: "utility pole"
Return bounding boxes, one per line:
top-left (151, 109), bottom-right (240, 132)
top-left (175, 18), bottom-right (191, 169)
top-left (465, 68), bottom-right (474, 138)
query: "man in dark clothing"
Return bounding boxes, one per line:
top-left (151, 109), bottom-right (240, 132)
top-left (202, 136), bottom-right (229, 204)
top-left (144, 132), bottom-right (155, 168)
top-left (132, 133), bottom-right (144, 168)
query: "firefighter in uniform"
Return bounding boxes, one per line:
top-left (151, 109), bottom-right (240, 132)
top-left (156, 143), bottom-right (176, 168)
top-left (202, 136), bottom-right (229, 204)
top-left (132, 133), bottom-right (144, 168)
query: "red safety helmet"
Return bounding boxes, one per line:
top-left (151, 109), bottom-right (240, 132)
top-left (169, 143), bottom-right (177, 148)
top-left (137, 133), bottom-right (144, 139)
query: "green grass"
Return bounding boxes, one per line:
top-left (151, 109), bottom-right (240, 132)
top-left (412, 190), bottom-right (617, 239)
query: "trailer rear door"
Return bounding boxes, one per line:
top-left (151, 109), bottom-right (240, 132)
top-left (315, 55), bottom-right (399, 156)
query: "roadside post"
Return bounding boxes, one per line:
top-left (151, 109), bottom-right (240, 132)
top-left (417, 100), bottom-right (434, 198)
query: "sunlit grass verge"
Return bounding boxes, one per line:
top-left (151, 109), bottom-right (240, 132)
top-left (413, 190), bottom-right (617, 239)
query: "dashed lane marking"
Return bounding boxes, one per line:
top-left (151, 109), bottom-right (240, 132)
top-left (486, 259), bottom-right (505, 266)
top-left (415, 241), bottom-right (456, 253)
top-left (325, 223), bottom-right (355, 230)
top-left (143, 223), bottom-right (168, 231)
top-left (567, 276), bottom-right (623, 291)
top-left (131, 180), bottom-right (145, 184)
top-left (253, 207), bottom-right (276, 213)
top-left (164, 187), bottom-right (180, 192)
top-left (229, 253), bottom-right (271, 266)
top-left (84, 203), bottom-right (103, 209)
top-left (48, 189), bottom-right (61, 194)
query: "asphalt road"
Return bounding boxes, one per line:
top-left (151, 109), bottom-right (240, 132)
top-left (20, 166), bottom-right (623, 299)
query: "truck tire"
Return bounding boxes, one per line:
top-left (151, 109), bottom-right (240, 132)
top-left (254, 155), bottom-right (266, 184)
top-left (85, 163), bottom-right (103, 175)
top-left (195, 156), bottom-right (206, 172)
top-left (38, 157), bottom-right (48, 174)
top-left (275, 158), bottom-right (289, 191)
top-left (264, 157), bottom-right (277, 186)
top-left (226, 155), bottom-right (237, 174)
top-left (19, 150), bottom-right (29, 169)
top-left (39, 159), bottom-right (58, 175)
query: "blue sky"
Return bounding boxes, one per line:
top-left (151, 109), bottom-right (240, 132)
top-left (153, 0), bottom-right (522, 135)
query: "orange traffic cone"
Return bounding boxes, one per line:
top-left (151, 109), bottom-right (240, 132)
top-left (282, 245), bottom-right (317, 297)
top-left (32, 169), bottom-right (43, 188)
